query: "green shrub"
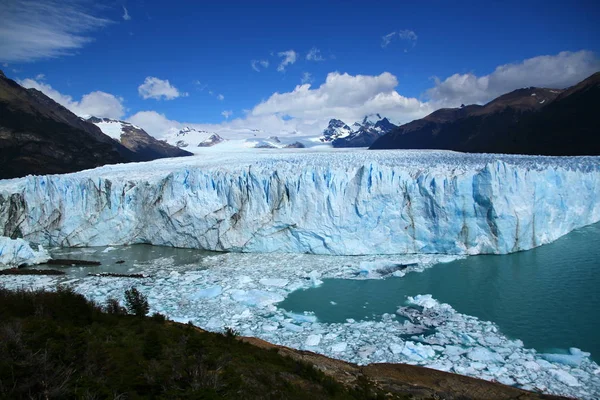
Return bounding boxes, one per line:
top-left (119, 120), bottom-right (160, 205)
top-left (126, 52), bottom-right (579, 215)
top-left (124, 287), bottom-right (149, 317)
top-left (105, 298), bottom-right (127, 315)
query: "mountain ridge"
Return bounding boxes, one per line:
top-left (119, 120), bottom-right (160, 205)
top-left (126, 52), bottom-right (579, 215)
top-left (88, 117), bottom-right (192, 160)
top-left (320, 114), bottom-right (398, 147)
top-left (370, 72), bottom-right (600, 155)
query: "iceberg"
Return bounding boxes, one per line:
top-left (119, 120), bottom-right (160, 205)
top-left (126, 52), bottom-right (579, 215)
top-left (0, 236), bottom-right (50, 268)
top-left (0, 150), bottom-right (599, 255)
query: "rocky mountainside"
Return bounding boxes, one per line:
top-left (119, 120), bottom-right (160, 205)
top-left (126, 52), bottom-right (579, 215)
top-left (320, 114), bottom-right (398, 147)
top-left (88, 117), bottom-right (192, 160)
top-left (0, 70), bottom-right (136, 179)
top-left (370, 72), bottom-right (600, 155)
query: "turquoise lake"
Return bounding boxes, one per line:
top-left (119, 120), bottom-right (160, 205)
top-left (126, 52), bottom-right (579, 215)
top-left (279, 223), bottom-right (600, 362)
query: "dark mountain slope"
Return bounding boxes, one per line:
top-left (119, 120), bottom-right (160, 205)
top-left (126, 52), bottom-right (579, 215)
top-left (370, 72), bottom-right (600, 155)
top-left (87, 117), bottom-right (192, 161)
top-left (0, 71), bottom-right (135, 179)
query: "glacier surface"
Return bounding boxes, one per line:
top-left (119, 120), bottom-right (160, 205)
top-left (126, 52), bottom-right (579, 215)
top-left (0, 149), bottom-right (599, 255)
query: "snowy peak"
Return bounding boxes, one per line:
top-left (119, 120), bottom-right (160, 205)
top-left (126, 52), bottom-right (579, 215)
top-left (319, 114), bottom-right (397, 147)
top-left (88, 117), bottom-right (192, 161)
top-left (163, 126), bottom-right (225, 149)
top-left (320, 119), bottom-right (353, 143)
top-left (87, 117), bottom-right (142, 140)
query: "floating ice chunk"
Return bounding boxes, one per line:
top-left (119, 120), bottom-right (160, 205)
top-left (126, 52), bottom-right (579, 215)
top-left (401, 342), bottom-right (436, 361)
top-left (389, 342), bottom-right (404, 355)
top-left (407, 294), bottom-right (438, 309)
top-left (444, 345), bottom-right (467, 357)
top-left (0, 236), bottom-right (50, 268)
top-left (102, 247), bottom-right (117, 253)
top-left (497, 376), bottom-right (517, 386)
top-left (281, 321), bottom-right (303, 332)
top-left (541, 348), bottom-right (591, 367)
top-left (331, 342), bottom-right (347, 352)
top-left (358, 345), bottom-right (377, 359)
top-left (549, 369), bottom-right (581, 387)
top-left (262, 323), bottom-right (279, 332)
top-left (466, 347), bottom-right (504, 363)
top-left (307, 270), bottom-right (323, 286)
top-left (259, 278), bottom-right (289, 287)
top-left (231, 289), bottom-right (284, 307)
top-left (238, 276), bottom-right (253, 284)
top-left (522, 361), bottom-right (541, 371)
top-left (330, 301), bottom-right (337, 305)
top-left (191, 286), bottom-right (222, 299)
top-left (305, 334), bottom-right (322, 346)
top-left (285, 311), bottom-right (318, 323)
top-left (206, 317), bottom-right (223, 330)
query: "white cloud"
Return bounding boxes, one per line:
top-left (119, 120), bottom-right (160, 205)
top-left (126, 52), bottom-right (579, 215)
top-left (128, 111), bottom-right (180, 137)
top-left (427, 50), bottom-right (600, 107)
top-left (0, 0), bottom-right (111, 63)
top-left (306, 47), bottom-right (324, 61)
top-left (277, 50), bottom-right (297, 72)
top-left (251, 71), bottom-right (431, 125)
top-left (217, 93), bottom-right (225, 101)
top-left (251, 59), bottom-right (269, 72)
top-left (398, 29), bottom-right (417, 42)
top-left (221, 110), bottom-right (233, 119)
top-left (122, 6), bottom-right (131, 21)
top-left (138, 76), bottom-right (185, 100)
top-left (381, 32), bottom-right (396, 48)
top-left (35, 73), bottom-right (45, 80)
top-left (301, 72), bottom-right (312, 84)
top-left (19, 78), bottom-right (124, 119)
top-left (381, 29), bottom-right (417, 51)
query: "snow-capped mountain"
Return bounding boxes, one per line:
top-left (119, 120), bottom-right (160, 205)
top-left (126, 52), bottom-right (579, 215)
top-left (243, 136), bottom-right (305, 149)
top-left (163, 126), bottom-right (225, 149)
top-left (319, 114), bottom-right (397, 147)
top-left (88, 117), bottom-right (192, 161)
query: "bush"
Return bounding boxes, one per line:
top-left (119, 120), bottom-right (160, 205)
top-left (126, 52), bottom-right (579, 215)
top-left (223, 327), bottom-right (239, 339)
top-left (105, 298), bottom-right (127, 315)
top-left (124, 287), bottom-right (149, 317)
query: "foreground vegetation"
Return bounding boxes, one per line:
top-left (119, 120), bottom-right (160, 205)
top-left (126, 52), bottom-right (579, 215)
top-left (0, 287), bottom-right (391, 399)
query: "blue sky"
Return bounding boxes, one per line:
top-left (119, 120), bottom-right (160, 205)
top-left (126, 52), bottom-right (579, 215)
top-left (1, 0), bottom-right (599, 137)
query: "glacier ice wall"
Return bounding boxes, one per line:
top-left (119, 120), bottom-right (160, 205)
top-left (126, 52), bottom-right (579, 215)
top-left (0, 151), bottom-right (599, 255)
top-left (0, 236), bottom-right (50, 268)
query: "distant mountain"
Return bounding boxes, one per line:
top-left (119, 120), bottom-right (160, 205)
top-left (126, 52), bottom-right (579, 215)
top-left (0, 70), bottom-right (136, 179)
top-left (319, 114), bottom-right (397, 147)
top-left (370, 72), bottom-right (600, 155)
top-left (87, 117), bottom-right (192, 160)
top-left (163, 126), bottom-right (225, 149)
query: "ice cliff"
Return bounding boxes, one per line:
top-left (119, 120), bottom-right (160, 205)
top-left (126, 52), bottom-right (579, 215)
top-left (0, 150), bottom-right (599, 255)
top-left (0, 236), bottom-right (50, 268)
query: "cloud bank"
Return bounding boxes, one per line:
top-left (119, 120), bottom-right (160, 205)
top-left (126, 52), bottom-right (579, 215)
top-left (19, 78), bottom-right (124, 119)
top-left (0, 0), bottom-right (111, 63)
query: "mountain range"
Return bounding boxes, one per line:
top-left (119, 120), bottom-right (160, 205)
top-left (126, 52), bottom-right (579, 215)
top-left (320, 114), bottom-right (398, 147)
top-left (370, 72), bottom-right (600, 155)
top-left (88, 117), bottom-right (192, 160)
top-left (0, 70), bottom-right (191, 179)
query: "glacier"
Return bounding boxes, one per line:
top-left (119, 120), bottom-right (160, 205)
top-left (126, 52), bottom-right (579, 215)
top-left (0, 236), bottom-right (50, 268)
top-left (0, 149), bottom-right (599, 255)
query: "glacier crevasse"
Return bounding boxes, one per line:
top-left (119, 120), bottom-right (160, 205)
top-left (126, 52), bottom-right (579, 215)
top-left (0, 151), bottom-right (599, 255)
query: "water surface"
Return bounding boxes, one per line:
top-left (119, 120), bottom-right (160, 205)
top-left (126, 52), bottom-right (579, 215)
top-left (279, 223), bottom-right (600, 361)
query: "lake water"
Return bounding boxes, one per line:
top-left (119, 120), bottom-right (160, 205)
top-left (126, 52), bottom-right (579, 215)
top-left (279, 222), bottom-right (600, 362)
